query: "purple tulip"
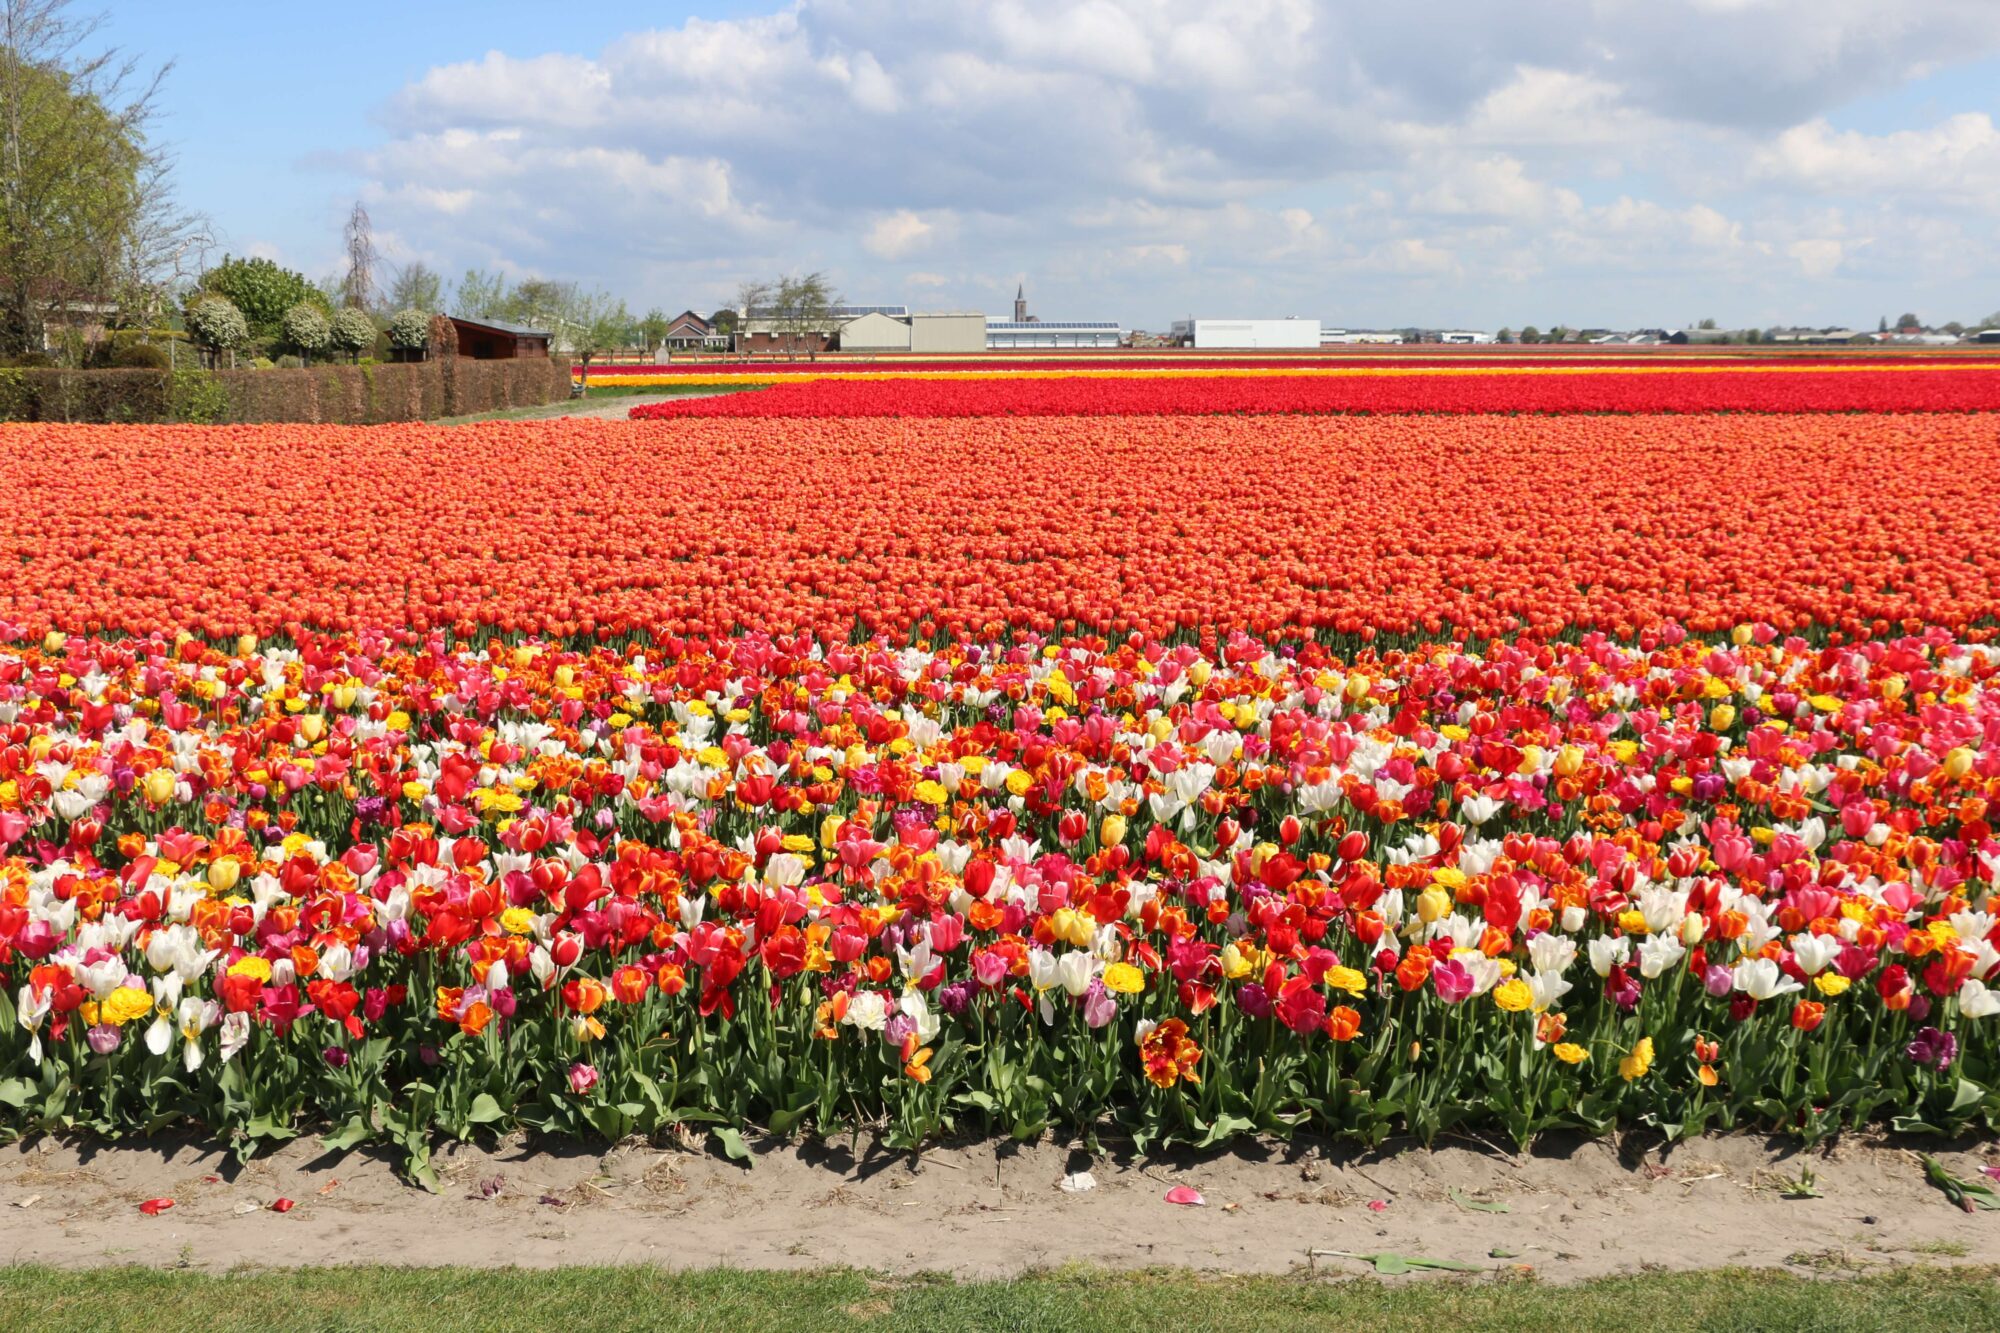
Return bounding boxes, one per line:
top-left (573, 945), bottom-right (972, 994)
top-left (1082, 979), bottom-right (1117, 1029)
top-left (1906, 1026), bottom-right (1957, 1072)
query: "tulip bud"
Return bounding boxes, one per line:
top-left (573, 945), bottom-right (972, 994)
top-left (42, 629), bottom-right (63, 654)
top-left (1337, 830), bottom-right (1368, 862)
top-left (1344, 674), bottom-right (1370, 703)
top-left (554, 665), bottom-right (575, 689)
top-left (143, 768), bottom-right (177, 805)
top-left (1278, 815), bottom-right (1301, 847)
top-left (1881, 676), bottom-right (1905, 703)
top-left (1679, 913), bottom-right (1705, 946)
top-left (331, 684), bottom-right (357, 711)
top-left (1188, 661), bottom-right (1212, 687)
top-left (1552, 746), bottom-right (1584, 778)
top-left (1517, 745), bottom-right (1544, 776)
top-left (1709, 704), bottom-right (1735, 731)
top-left (1100, 814), bottom-right (1127, 847)
top-left (1731, 624), bottom-right (1753, 647)
top-left (206, 858), bottom-right (241, 894)
top-left (299, 714), bottom-right (325, 744)
top-left (1944, 747), bottom-right (1975, 781)
top-left (236, 633), bottom-right (257, 657)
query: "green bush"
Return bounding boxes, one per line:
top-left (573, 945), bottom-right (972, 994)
top-left (170, 368), bottom-right (229, 424)
top-left (386, 307), bottom-right (430, 351)
top-left (329, 307), bottom-right (376, 360)
top-left (186, 297), bottom-right (249, 355)
top-left (108, 341), bottom-right (170, 370)
top-left (281, 304), bottom-right (332, 360)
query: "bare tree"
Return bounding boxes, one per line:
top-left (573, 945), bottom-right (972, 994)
top-left (341, 199), bottom-right (376, 311)
top-left (771, 272), bottom-right (838, 361)
top-left (733, 278), bottom-right (770, 354)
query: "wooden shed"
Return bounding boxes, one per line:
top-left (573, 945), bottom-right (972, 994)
top-left (448, 316), bottom-right (551, 359)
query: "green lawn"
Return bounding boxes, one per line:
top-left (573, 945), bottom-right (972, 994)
top-left (1, 1264), bottom-right (1994, 1333)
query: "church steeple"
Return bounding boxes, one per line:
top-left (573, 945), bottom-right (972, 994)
top-left (1014, 283), bottom-right (1027, 322)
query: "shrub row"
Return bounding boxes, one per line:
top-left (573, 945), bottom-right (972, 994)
top-left (0, 358), bottom-right (569, 425)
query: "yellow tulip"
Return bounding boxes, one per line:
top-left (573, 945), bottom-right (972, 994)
top-left (1100, 815), bottom-right (1127, 847)
top-left (143, 768), bottom-right (177, 805)
top-left (1416, 885), bottom-right (1451, 924)
top-left (206, 858), bottom-right (241, 893)
top-left (299, 714), bottom-right (325, 744)
top-left (1709, 703), bottom-right (1735, 731)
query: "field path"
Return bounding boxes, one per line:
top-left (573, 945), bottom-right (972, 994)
top-left (3, 1134), bottom-right (1993, 1280)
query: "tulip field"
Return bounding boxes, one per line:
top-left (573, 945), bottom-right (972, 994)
top-left (3, 352), bottom-right (2000, 1189)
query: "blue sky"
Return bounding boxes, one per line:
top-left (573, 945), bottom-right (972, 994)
top-left (106, 2), bottom-right (2000, 330)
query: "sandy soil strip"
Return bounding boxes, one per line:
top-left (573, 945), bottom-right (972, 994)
top-left (1, 1133), bottom-right (1995, 1280)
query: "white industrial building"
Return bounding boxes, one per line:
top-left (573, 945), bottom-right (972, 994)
top-left (986, 319), bottom-right (1123, 349)
top-left (985, 284), bottom-right (1121, 348)
top-left (1171, 318), bottom-right (1320, 349)
top-left (1321, 329), bottom-right (1405, 345)
top-left (1438, 330), bottom-right (1494, 345)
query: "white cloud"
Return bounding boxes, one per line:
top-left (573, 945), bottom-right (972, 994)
top-left (1756, 113), bottom-right (2000, 202)
top-left (349, 1), bottom-right (2000, 326)
top-left (862, 210), bottom-right (938, 259)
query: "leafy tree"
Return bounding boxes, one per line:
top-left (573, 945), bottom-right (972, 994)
top-left (280, 301), bottom-right (330, 362)
top-left (1518, 325), bottom-right (1540, 344)
top-left (386, 261), bottom-right (442, 315)
top-left (1495, 327), bottom-right (1513, 344)
top-left (565, 286), bottom-right (633, 389)
top-left (385, 306), bottom-right (429, 353)
top-left (638, 306), bottom-right (668, 350)
top-left (1982, 311), bottom-right (2000, 330)
top-left (1942, 321), bottom-right (1963, 336)
top-left (1895, 312), bottom-right (1919, 330)
top-left (182, 293), bottom-right (245, 364)
top-left (199, 255), bottom-right (321, 340)
top-left (0, 0), bottom-right (172, 358)
top-left (708, 307), bottom-right (738, 337)
top-left (769, 271), bottom-right (840, 360)
top-left (1697, 317), bottom-right (1718, 330)
top-left (1877, 316), bottom-right (1889, 332)
top-left (328, 306), bottom-right (374, 361)
top-left (452, 267), bottom-right (510, 320)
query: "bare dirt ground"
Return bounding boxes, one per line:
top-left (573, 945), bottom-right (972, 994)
top-left (1, 1131), bottom-right (1997, 1280)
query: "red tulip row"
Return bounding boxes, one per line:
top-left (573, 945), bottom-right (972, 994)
top-left (628, 367), bottom-right (2000, 417)
top-left (4, 414), bottom-right (1998, 641)
top-left (583, 354), bottom-right (1954, 377)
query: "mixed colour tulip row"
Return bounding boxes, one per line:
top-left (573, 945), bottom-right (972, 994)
top-left (2, 624), bottom-right (1998, 1181)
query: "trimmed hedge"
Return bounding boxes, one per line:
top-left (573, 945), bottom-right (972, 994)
top-left (0, 357), bottom-right (569, 424)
